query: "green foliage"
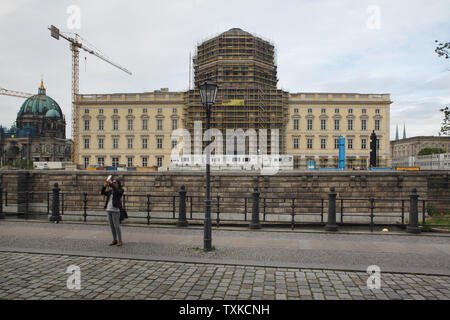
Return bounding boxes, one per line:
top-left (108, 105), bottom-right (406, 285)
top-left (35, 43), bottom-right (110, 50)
top-left (418, 147), bottom-right (446, 156)
top-left (435, 40), bottom-right (450, 59)
top-left (441, 106), bottom-right (450, 136)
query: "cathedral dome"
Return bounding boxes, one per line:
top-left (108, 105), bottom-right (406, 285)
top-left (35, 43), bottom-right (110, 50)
top-left (17, 80), bottom-right (63, 119)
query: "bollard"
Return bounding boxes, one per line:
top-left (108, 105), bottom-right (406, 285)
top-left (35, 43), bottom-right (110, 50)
top-left (83, 192), bottom-right (88, 222)
top-left (0, 178), bottom-right (4, 219)
top-left (406, 188), bottom-right (421, 234)
top-left (325, 187), bottom-right (338, 231)
top-left (249, 186), bottom-right (261, 229)
top-left (177, 185), bottom-right (188, 227)
top-left (49, 183), bottom-right (61, 223)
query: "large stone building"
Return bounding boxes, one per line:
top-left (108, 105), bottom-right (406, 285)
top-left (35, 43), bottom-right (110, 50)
top-left (75, 28), bottom-right (391, 170)
top-left (0, 81), bottom-right (71, 165)
top-left (391, 135), bottom-right (450, 159)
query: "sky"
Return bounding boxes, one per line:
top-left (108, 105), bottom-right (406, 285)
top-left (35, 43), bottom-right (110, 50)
top-left (0, 0), bottom-right (449, 140)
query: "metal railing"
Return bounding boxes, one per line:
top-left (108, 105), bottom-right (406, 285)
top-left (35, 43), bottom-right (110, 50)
top-left (1, 182), bottom-right (448, 233)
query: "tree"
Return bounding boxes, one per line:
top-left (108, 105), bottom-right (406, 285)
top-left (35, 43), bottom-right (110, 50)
top-left (435, 40), bottom-right (450, 59)
top-left (418, 148), bottom-right (445, 156)
top-left (441, 106), bottom-right (450, 135)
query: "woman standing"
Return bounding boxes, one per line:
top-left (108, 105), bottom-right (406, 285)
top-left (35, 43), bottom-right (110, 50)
top-left (101, 176), bottom-right (124, 246)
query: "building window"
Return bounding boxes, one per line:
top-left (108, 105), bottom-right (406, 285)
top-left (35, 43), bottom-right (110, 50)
top-left (127, 157), bottom-right (133, 167)
top-left (84, 138), bottom-right (89, 149)
top-left (335, 108), bottom-right (339, 114)
top-left (172, 139), bottom-right (177, 149)
top-left (293, 119), bottom-right (299, 130)
top-left (307, 108), bottom-right (312, 114)
top-left (348, 108), bottom-right (353, 114)
top-left (348, 138), bottom-right (353, 149)
top-left (172, 119), bottom-right (178, 130)
top-left (157, 119), bottom-right (163, 130)
top-left (307, 119), bottom-right (313, 130)
top-left (375, 119), bottom-right (380, 131)
top-left (156, 157), bottom-right (163, 167)
top-left (83, 157), bottom-right (89, 168)
top-left (84, 120), bottom-right (89, 131)
top-left (294, 108), bottom-right (299, 113)
top-left (320, 119), bottom-right (326, 130)
top-left (334, 119), bottom-right (340, 130)
top-left (293, 138), bottom-right (299, 149)
top-left (334, 139), bottom-right (339, 149)
top-left (128, 108), bottom-right (133, 114)
top-left (113, 119), bottom-right (119, 131)
top-left (361, 138), bottom-right (367, 149)
top-left (97, 157), bottom-right (104, 167)
top-left (348, 119), bottom-right (353, 130)
top-left (361, 119), bottom-right (367, 131)
top-left (142, 119), bottom-right (148, 130)
top-left (376, 109), bottom-right (380, 114)
top-left (142, 157), bottom-right (148, 167)
top-left (99, 109), bottom-right (103, 114)
top-left (362, 109), bottom-right (366, 114)
top-left (173, 108), bottom-right (177, 113)
top-left (158, 108), bottom-right (162, 114)
top-left (307, 138), bottom-right (313, 149)
top-left (98, 119), bottom-right (104, 131)
top-left (142, 138), bottom-right (148, 149)
top-left (128, 119), bottom-right (133, 130)
top-left (98, 138), bottom-right (104, 149)
top-left (113, 138), bottom-right (118, 149)
top-left (112, 157), bottom-right (119, 168)
top-left (114, 109), bottom-right (118, 114)
top-left (321, 108), bottom-right (326, 114)
top-left (143, 108), bottom-right (147, 113)
top-left (321, 138), bottom-right (326, 149)
top-left (157, 138), bottom-right (163, 149)
top-left (127, 138), bottom-right (133, 149)
top-left (84, 109), bottom-right (89, 114)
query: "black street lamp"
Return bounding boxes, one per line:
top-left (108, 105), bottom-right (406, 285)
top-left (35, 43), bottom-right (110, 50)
top-left (198, 78), bottom-right (218, 252)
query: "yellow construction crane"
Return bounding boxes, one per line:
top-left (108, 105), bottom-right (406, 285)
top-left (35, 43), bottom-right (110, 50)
top-left (48, 25), bottom-right (132, 165)
top-left (0, 87), bottom-right (32, 99)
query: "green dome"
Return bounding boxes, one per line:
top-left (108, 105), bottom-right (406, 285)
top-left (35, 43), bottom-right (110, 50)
top-left (17, 82), bottom-right (63, 119)
top-left (45, 109), bottom-right (61, 118)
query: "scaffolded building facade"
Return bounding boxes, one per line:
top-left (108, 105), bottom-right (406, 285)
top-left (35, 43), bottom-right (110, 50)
top-left (184, 28), bottom-right (288, 155)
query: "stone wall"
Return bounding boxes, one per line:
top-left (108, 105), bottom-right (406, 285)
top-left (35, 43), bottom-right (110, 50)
top-left (0, 170), bottom-right (448, 224)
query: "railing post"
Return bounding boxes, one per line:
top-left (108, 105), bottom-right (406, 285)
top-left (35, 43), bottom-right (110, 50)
top-left (216, 195), bottom-right (220, 227)
top-left (146, 194), bottom-right (151, 225)
top-left (83, 192), bottom-right (87, 222)
top-left (321, 198), bottom-right (324, 223)
top-left (291, 198), bottom-right (295, 230)
top-left (25, 192), bottom-right (29, 219)
top-left (61, 193), bottom-right (65, 216)
top-left (0, 178), bottom-right (4, 219)
top-left (401, 200), bottom-right (405, 225)
top-left (407, 188), bottom-right (421, 234)
top-left (49, 183), bottom-right (61, 223)
top-left (249, 186), bottom-right (261, 230)
top-left (177, 185), bottom-right (188, 227)
top-left (47, 192), bottom-right (50, 215)
top-left (370, 198), bottom-right (375, 232)
top-left (325, 187), bottom-right (338, 231)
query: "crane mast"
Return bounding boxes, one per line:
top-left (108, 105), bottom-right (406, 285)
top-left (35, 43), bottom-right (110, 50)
top-left (48, 25), bottom-right (132, 166)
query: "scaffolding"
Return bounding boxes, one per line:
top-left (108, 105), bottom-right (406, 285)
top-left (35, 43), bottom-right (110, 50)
top-left (185, 28), bottom-right (287, 155)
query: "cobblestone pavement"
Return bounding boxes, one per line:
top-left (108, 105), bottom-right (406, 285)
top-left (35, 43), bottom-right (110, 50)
top-left (0, 251), bottom-right (449, 300)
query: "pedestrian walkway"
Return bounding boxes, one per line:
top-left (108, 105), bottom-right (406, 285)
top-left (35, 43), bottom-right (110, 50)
top-left (0, 220), bottom-right (449, 300)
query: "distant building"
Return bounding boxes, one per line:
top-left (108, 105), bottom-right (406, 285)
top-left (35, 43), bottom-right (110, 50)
top-left (0, 81), bottom-right (71, 165)
top-left (391, 136), bottom-right (450, 160)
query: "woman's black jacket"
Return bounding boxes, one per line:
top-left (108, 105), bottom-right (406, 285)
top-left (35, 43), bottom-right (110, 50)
top-left (101, 184), bottom-right (124, 210)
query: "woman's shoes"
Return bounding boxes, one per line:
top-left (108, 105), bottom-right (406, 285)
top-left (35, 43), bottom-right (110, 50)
top-left (117, 241), bottom-right (123, 247)
top-left (109, 240), bottom-right (118, 246)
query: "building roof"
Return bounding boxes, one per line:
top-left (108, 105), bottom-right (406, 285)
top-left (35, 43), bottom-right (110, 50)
top-left (17, 81), bottom-right (63, 120)
top-left (220, 28), bottom-right (253, 37)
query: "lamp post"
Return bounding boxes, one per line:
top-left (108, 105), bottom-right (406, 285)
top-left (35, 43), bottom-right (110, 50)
top-left (198, 78), bottom-right (218, 251)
